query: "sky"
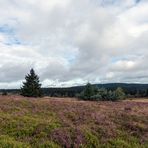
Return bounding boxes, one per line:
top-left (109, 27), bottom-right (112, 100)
top-left (0, 0), bottom-right (148, 88)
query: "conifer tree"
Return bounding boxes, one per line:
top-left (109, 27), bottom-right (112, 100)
top-left (114, 87), bottom-right (126, 100)
top-left (21, 69), bottom-right (42, 97)
top-left (79, 83), bottom-right (96, 100)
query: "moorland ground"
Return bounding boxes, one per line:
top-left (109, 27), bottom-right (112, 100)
top-left (0, 95), bottom-right (148, 148)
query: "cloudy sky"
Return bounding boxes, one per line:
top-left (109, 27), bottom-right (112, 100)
top-left (0, 0), bottom-right (148, 88)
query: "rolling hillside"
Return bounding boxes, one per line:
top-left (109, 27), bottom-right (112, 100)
top-left (0, 96), bottom-right (147, 147)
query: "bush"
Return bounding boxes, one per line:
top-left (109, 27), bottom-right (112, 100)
top-left (0, 135), bottom-right (29, 148)
top-left (78, 83), bottom-right (97, 100)
top-left (78, 84), bottom-right (126, 101)
top-left (2, 91), bottom-right (8, 96)
top-left (90, 94), bottom-right (102, 101)
top-left (114, 87), bottom-right (126, 101)
top-left (97, 88), bottom-right (108, 101)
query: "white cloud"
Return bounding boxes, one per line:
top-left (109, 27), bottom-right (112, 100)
top-left (0, 0), bottom-right (148, 88)
top-left (111, 60), bottom-right (136, 71)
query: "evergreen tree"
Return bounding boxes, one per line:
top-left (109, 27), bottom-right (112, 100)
top-left (146, 89), bottom-right (148, 97)
top-left (79, 83), bottom-right (96, 100)
top-left (21, 69), bottom-right (42, 97)
top-left (84, 83), bottom-right (95, 99)
top-left (97, 88), bottom-right (108, 100)
top-left (114, 87), bottom-right (126, 100)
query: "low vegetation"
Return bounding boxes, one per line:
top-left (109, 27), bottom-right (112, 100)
top-left (0, 96), bottom-right (147, 147)
top-left (78, 83), bottom-right (126, 101)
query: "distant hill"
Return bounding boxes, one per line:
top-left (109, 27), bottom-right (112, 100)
top-left (1, 83), bottom-right (148, 97)
top-left (96, 83), bottom-right (148, 91)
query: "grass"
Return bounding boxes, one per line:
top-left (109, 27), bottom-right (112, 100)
top-left (0, 96), bottom-right (148, 147)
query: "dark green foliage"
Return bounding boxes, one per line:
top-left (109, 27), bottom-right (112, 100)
top-left (104, 87), bottom-right (126, 101)
top-left (114, 87), bottom-right (126, 100)
top-left (1, 83), bottom-right (148, 98)
top-left (146, 89), bottom-right (148, 97)
top-left (97, 88), bottom-right (108, 100)
top-left (78, 83), bottom-right (126, 101)
top-left (78, 83), bottom-right (97, 100)
top-left (82, 83), bottom-right (95, 99)
top-left (21, 69), bottom-right (42, 97)
top-left (2, 90), bottom-right (8, 96)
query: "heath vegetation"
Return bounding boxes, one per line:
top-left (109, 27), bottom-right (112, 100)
top-left (0, 96), bottom-right (147, 147)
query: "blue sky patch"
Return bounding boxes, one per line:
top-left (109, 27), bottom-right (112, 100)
top-left (0, 24), bottom-right (14, 35)
top-left (0, 24), bottom-right (22, 46)
top-left (136, 0), bottom-right (141, 3)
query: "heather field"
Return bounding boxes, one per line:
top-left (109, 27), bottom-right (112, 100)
top-left (0, 96), bottom-right (148, 148)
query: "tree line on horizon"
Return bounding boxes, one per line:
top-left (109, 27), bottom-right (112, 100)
top-left (2, 69), bottom-right (148, 100)
top-left (20, 69), bottom-right (126, 101)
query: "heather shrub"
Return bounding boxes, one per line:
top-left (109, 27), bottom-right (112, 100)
top-left (37, 141), bottom-right (60, 148)
top-left (85, 131), bottom-right (100, 147)
top-left (104, 137), bottom-right (147, 148)
top-left (0, 135), bottom-right (30, 148)
top-left (0, 96), bottom-right (147, 147)
top-left (106, 139), bottom-right (132, 148)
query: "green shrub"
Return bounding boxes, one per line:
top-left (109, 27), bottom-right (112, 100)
top-left (78, 84), bottom-right (126, 101)
top-left (38, 141), bottom-right (60, 148)
top-left (114, 87), bottom-right (126, 100)
top-left (2, 91), bottom-right (8, 96)
top-left (0, 135), bottom-right (30, 148)
top-left (85, 131), bottom-right (100, 148)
